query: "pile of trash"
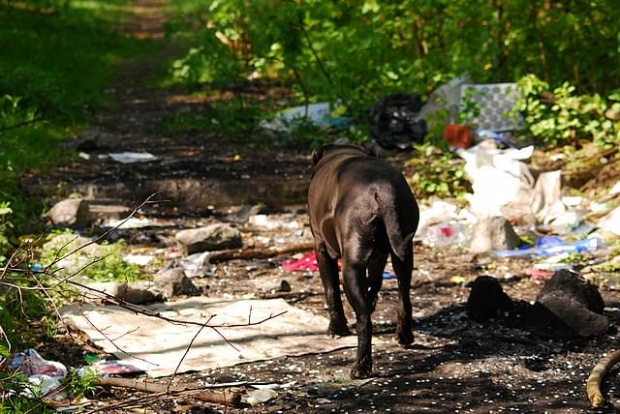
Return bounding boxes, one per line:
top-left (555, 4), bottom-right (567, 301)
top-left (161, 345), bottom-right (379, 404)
top-left (415, 136), bottom-right (620, 282)
top-left (1, 348), bottom-right (143, 409)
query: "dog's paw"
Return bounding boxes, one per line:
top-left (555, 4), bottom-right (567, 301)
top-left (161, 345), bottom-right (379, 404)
top-left (327, 321), bottom-right (351, 337)
top-left (350, 363), bottom-right (372, 379)
top-left (395, 328), bottom-right (414, 346)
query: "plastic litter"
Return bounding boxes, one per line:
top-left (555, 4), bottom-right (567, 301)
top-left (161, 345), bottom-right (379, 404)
top-left (248, 214), bottom-right (301, 231)
top-left (24, 374), bottom-right (63, 399)
top-left (526, 268), bottom-right (555, 280)
top-left (457, 143), bottom-right (535, 219)
top-left (247, 388), bottom-right (278, 406)
top-left (103, 217), bottom-right (155, 229)
top-left (78, 359), bottom-right (145, 377)
top-left (259, 102), bottom-right (351, 132)
top-left (597, 206), bottom-right (620, 236)
top-left (494, 235), bottom-right (603, 258)
top-left (424, 222), bottom-right (469, 249)
top-left (108, 152), bottom-right (158, 164)
top-left (443, 124), bottom-right (472, 148)
top-left (179, 251), bottom-right (214, 278)
top-left (369, 93), bottom-right (428, 150)
top-left (282, 251), bottom-right (318, 272)
top-left (123, 254), bottom-right (154, 266)
top-left (383, 271), bottom-right (396, 279)
top-left (6, 349), bottom-right (67, 379)
top-left (5, 349), bottom-right (68, 399)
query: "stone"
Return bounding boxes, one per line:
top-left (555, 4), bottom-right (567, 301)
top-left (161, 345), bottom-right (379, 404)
top-left (45, 198), bottom-right (91, 228)
top-left (71, 128), bottom-right (122, 151)
top-left (469, 216), bottom-right (520, 254)
top-left (535, 269), bottom-right (608, 338)
top-left (466, 276), bottom-right (513, 321)
top-left (154, 268), bottom-right (201, 298)
top-left (83, 282), bottom-right (163, 305)
top-left (175, 223), bottom-right (242, 255)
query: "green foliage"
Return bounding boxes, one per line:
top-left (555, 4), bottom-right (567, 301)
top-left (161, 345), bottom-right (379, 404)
top-left (40, 235), bottom-right (143, 283)
top-left (0, 0), bottom-right (153, 232)
top-left (0, 0), bottom-right (145, 122)
top-left (162, 95), bottom-right (263, 137)
top-left (516, 74), bottom-right (620, 147)
top-left (0, 202), bottom-right (13, 262)
top-left (0, 276), bottom-right (54, 348)
top-left (84, 246), bottom-right (143, 283)
top-left (167, 0), bottom-right (620, 123)
top-left (63, 367), bottom-right (98, 399)
top-left (406, 145), bottom-right (470, 201)
top-left (0, 371), bottom-right (55, 414)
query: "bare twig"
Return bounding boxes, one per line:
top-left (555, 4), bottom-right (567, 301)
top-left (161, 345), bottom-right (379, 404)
top-left (208, 241), bottom-right (313, 263)
top-left (168, 322), bottom-right (208, 385)
top-left (0, 117), bottom-right (46, 134)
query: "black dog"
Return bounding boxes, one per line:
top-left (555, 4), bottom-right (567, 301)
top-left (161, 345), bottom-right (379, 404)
top-left (308, 144), bottom-right (419, 378)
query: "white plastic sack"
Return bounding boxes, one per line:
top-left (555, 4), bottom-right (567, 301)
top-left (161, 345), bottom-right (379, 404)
top-left (457, 143), bottom-right (535, 219)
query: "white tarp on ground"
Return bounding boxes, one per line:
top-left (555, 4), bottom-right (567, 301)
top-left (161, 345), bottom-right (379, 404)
top-left (62, 297), bottom-right (366, 378)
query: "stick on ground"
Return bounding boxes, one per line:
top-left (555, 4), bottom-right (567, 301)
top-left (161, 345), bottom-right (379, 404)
top-left (97, 377), bottom-right (242, 406)
top-left (586, 349), bottom-right (620, 408)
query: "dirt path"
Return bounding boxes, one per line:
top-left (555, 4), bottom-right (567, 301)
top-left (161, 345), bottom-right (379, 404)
top-left (26, 1), bottom-right (620, 413)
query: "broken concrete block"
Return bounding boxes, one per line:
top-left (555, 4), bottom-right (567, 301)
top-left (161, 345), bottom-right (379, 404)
top-left (45, 198), bottom-right (91, 228)
top-left (538, 269), bottom-right (604, 313)
top-left (469, 216), bottom-right (520, 254)
top-left (535, 269), bottom-right (608, 338)
top-left (83, 282), bottom-right (163, 305)
top-left (175, 223), bottom-right (242, 255)
top-left (466, 275), bottom-right (513, 321)
top-left (71, 128), bottom-right (122, 151)
top-left (154, 268), bottom-right (201, 298)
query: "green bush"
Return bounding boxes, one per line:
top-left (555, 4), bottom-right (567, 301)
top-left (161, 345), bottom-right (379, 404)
top-left (0, 0), bottom-right (154, 231)
top-left (167, 0), bottom-right (620, 123)
top-left (516, 74), bottom-right (620, 148)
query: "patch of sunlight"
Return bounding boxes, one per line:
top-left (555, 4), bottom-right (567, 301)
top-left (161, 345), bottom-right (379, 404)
top-left (70, 0), bottom-right (133, 15)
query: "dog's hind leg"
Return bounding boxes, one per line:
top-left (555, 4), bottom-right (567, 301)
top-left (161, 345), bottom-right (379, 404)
top-left (342, 258), bottom-right (373, 379)
top-left (316, 241), bottom-right (350, 337)
top-left (366, 253), bottom-right (387, 312)
top-left (391, 242), bottom-right (414, 346)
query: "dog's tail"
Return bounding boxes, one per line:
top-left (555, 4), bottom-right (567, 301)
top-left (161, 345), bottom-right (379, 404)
top-left (375, 188), bottom-right (418, 262)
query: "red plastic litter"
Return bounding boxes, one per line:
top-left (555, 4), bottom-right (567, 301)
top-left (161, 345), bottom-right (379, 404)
top-left (527, 268), bottom-right (554, 280)
top-left (282, 251), bottom-right (319, 272)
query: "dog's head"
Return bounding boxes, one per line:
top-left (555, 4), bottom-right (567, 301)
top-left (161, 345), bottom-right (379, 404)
top-left (311, 143), bottom-right (379, 166)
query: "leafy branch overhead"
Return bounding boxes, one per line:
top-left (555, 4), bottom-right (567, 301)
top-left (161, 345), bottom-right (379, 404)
top-left (169, 0), bottom-right (620, 116)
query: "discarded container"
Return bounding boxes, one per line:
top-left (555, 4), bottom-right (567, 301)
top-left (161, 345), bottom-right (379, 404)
top-left (425, 222), bottom-right (469, 249)
top-left (443, 124), bottom-right (472, 148)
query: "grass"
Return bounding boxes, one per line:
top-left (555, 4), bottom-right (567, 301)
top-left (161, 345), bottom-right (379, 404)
top-left (0, 0), bottom-right (158, 230)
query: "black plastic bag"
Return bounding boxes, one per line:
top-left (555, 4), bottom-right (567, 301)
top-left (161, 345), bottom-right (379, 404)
top-left (369, 93), bottom-right (428, 150)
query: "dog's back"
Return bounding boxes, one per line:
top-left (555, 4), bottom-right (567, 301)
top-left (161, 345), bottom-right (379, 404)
top-left (309, 146), bottom-right (418, 261)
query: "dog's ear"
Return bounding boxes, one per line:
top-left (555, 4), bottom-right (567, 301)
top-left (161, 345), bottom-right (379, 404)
top-left (362, 142), bottom-right (380, 157)
top-left (312, 145), bottom-right (334, 165)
